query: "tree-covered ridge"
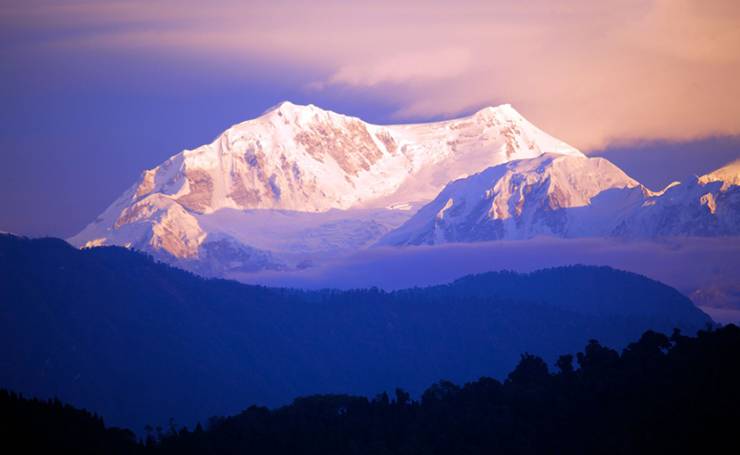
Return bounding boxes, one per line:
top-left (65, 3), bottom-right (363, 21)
top-left (3, 325), bottom-right (739, 454)
top-left (0, 234), bottom-right (711, 432)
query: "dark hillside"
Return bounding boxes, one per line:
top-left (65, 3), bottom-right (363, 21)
top-left (0, 234), bottom-right (710, 431)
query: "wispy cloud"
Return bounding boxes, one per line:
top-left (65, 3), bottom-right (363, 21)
top-left (234, 237), bottom-right (740, 304)
top-left (4, 0), bottom-right (740, 149)
top-left (325, 47), bottom-right (472, 88)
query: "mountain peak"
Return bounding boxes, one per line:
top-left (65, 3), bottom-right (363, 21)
top-left (473, 103), bottom-right (520, 119)
top-left (378, 153), bottom-right (641, 245)
top-left (263, 100), bottom-right (301, 112)
top-left (699, 159), bottom-right (740, 190)
top-left (261, 100), bottom-right (321, 116)
top-left (256, 101), bottom-right (361, 128)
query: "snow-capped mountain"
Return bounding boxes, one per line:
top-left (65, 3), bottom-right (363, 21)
top-left (380, 157), bottom-right (740, 245)
top-left (613, 159), bottom-right (740, 238)
top-left (69, 100), bottom-right (739, 278)
top-left (378, 154), bottom-right (640, 244)
top-left (70, 101), bottom-right (581, 273)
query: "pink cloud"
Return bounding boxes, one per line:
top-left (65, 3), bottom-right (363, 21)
top-left (4, 0), bottom-right (740, 149)
top-left (327, 47), bottom-right (472, 87)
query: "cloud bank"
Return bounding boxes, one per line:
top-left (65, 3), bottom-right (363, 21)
top-left (234, 237), bottom-right (740, 321)
top-left (4, 0), bottom-right (740, 149)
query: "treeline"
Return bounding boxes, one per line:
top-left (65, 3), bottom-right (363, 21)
top-left (0, 390), bottom-right (139, 454)
top-left (4, 325), bottom-right (740, 454)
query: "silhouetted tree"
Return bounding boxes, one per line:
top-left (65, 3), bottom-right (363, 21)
top-left (506, 353), bottom-right (550, 386)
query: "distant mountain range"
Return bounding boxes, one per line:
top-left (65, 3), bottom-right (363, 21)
top-left (65, 102), bottom-right (739, 308)
top-left (380, 155), bottom-right (740, 245)
top-left (0, 234), bottom-right (710, 431)
top-left (67, 102), bottom-right (582, 275)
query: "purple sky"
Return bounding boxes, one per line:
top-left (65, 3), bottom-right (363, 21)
top-left (1, 1), bottom-right (739, 238)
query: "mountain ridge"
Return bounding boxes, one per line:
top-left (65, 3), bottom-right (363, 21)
top-left (381, 155), bottom-right (740, 245)
top-left (67, 102), bottom-right (740, 279)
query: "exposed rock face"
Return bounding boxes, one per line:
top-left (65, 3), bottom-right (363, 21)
top-left (177, 169), bottom-right (214, 213)
top-left (176, 234), bottom-right (284, 277)
top-left (228, 176), bottom-right (261, 207)
top-left (134, 169), bottom-right (156, 198)
top-left (294, 119), bottom-right (385, 175)
top-left (109, 194), bottom-right (205, 258)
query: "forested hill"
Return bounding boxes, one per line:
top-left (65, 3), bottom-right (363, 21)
top-left (0, 234), bottom-right (710, 432)
top-left (3, 325), bottom-right (739, 454)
